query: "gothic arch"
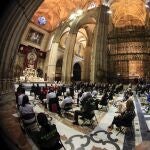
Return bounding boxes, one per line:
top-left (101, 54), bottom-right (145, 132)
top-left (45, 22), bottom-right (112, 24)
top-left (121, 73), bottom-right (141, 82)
top-left (0, 0), bottom-right (43, 149)
top-left (61, 8), bottom-right (98, 83)
top-left (52, 8), bottom-right (98, 45)
top-left (53, 21), bottom-right (71, 43)
top-left (70, 7), bottom-right (98, 34)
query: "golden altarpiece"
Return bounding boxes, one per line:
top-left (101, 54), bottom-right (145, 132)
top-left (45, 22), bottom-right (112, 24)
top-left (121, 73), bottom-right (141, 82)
top-left (108, 26), bottom-right (150, 82)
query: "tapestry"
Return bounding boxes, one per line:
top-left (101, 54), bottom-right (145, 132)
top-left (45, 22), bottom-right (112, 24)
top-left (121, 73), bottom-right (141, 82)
top-left (19, 44), bottom-right (46, 69)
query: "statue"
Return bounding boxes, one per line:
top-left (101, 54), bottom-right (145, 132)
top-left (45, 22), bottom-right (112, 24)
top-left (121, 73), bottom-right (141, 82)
top-left (20, 67), bottom-right (44, 82)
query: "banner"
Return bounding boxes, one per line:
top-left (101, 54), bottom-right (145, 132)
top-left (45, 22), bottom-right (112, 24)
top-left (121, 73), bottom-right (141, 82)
top-left (19, 44), bottom-right (46, 69)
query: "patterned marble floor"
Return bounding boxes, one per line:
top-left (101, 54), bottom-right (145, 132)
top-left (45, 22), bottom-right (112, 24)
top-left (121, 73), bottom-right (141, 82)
top-left (19, 91), bottom-right (150, 150)
top-left (139, 95), bottom-right (150, 132)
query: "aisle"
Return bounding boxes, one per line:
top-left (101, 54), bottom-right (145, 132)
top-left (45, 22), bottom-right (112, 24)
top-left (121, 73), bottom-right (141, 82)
top-left (24, 91), bottom-right (150, 150)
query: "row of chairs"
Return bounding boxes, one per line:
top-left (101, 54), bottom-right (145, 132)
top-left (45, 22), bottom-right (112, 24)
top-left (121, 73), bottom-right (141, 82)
top-left (18, 112), bottom-right (66, 150)
top-left (60, 101), bottom-right (99, 128)
top-left (60, 102), bottom-right (97, 127)
top-left (37, 93), bottom-right (133, 136)
top-left (54, 94), bottom-right (137, 138)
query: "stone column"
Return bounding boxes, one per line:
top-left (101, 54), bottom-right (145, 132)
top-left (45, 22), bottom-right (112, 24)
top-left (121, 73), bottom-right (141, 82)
top-left (91, 5), bottom-right (109, 82)
top-left (0, 1), bottom-right (43, 149)
top-left (0, 0), bottom-right (43, 97)
top-left (46, 42), bottom-right (59, 81)
top-left (62, 33), bottom-right (77, 83)
top-left (83, 46), bottom-right (91, 81)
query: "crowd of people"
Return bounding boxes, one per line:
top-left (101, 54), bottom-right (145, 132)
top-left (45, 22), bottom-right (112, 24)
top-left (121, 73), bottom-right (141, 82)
top-left (15, 80), bottom-right (150, 149)
top-left (15, 84), bottom-right (63, 150)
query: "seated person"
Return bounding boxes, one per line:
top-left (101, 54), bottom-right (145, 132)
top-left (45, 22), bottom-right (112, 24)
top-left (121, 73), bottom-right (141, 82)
top-left (60, 92), bottom-right (73, 110)
top-left (99, 92), bottom-right (109, 107)
top-left (17, 88), bottom-right (25, 107)
top-left (107, 90), bottom-right (114, 100)
top-left (35, 84), bottom-right (41, 99)
top-left (123, 92), bottom-right (130, 102)
top-left (116, 96), bottom-right (133, 113)
top-left (73, 98), bottom-right (95, 125)
top-left (108, 99), bottom-right (135, 131)
top-left (115, 83), bottom-right (123, 94)
top-left (91, 91), bottom-right (109, 110)
top-left (61, 84), bottom-right (66, 96)
top-left (56, 86), bottom-right (62, 97)
top-left (80, 89), bottom-right (92, 105)
top-left (113, 88), bottom-right (132, 108)
top-left (16, 84), bottom-right (24, 104)
top-left (116, 101), bottom-right (125, 113)
top-left (128, 83), bottom-right (132, 89)
top-left (145, 92), bottom-right (150, 113)
top-left (115, 88), bottom-right (133, 112)
top-left (146, 92), bottom-right (150, 102)
top-left (46, 89), bottom-right (61, 114)
top-left (77, 89), bottom-right (84, 105)
top-left (39, 87), bottom-right (48, 104)
top-left (46, 88), bottom-right (56, 100)
top-left (31, 113), bottom-right (62, 150)
top-left (16, 84), bottom-right (24, 94)
top-left (30, 83), bottom-right (36, 96)
top-left (69, 85), bottom-right (74, 99)
top-left (92, 88), bottom-right (98, 98)
top-left (19, 95), bottom-right (36, 126)
top-left (123, 88), bottom-right (133, 100)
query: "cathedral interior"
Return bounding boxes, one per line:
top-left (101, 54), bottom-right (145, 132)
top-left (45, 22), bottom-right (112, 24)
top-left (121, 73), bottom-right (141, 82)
top-left (0, 0), bottom-right (150, 150)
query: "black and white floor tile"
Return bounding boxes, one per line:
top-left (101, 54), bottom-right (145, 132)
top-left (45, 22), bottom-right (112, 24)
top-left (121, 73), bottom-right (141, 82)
top-left (23, 91), bottom-right (150, 150)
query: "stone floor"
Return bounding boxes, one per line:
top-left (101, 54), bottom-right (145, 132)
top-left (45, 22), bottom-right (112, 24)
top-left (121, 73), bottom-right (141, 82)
top-left (0, 99), bottom-right (32, 150)
top-left (1, 90), bottom-right (150, 150)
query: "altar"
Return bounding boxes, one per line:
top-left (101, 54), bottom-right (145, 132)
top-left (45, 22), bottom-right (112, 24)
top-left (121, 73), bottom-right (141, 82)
top-left (19, 67), bottom-right (44, 83)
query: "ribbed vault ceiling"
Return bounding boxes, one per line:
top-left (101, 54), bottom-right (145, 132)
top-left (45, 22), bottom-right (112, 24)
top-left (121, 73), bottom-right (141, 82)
top-left (32, 0), bottom-right (101, 32)
top-left (32, 0), bottom-right (147, 31)
top-left (110, 0), bottom-right (146, 27)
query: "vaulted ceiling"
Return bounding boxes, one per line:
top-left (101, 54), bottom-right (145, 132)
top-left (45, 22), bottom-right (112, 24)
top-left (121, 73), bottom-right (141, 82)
top-left (110, 0), bottom-right (147, 27)
top-left (31, 0), bottom-right (148, 32)
top-left (31, 0), bottom-right (101, 32)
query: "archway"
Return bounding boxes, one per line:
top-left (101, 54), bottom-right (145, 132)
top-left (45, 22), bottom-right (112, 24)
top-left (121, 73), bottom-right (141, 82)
top-left (0, 0), bottom-right (43, 149)
top-left (61, 8), bottom-right (98, 83)
top-left (73, 63), bottom-right (81, 81)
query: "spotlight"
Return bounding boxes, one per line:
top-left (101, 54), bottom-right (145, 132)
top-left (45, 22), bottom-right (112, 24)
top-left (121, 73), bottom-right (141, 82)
top-left (107, 10), bottom-right (112, 14)
top-left (76, 9), bottom-right (83, 16)
top-left (145, 4), bottom-right (149, 8)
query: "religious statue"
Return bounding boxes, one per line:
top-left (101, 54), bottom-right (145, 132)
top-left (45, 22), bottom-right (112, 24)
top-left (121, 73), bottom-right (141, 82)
top-left (27, 51), bottom-right (37, 68)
